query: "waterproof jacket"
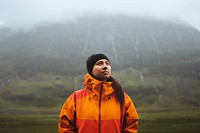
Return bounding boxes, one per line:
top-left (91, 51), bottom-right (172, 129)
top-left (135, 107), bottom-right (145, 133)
top-left (58, 73), bottom-right (139, 133)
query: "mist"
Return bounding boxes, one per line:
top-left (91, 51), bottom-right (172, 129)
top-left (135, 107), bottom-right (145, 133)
top-left (0, 1), bottom-right (200, 133)
top-left (0, 0), bottom-right (200, 30)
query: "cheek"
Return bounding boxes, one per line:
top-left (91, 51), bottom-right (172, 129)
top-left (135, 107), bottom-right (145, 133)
top-left (108, 66), bottom-right (111, 75)
top-left (108, 66), bottom-right (111, 71)
top-left (92, 66), bottom-right (100, 74)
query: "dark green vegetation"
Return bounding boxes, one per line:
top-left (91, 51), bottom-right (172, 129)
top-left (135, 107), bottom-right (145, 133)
top-left (138, 107), bottom-right (200, 133)
top-left (0, 108), bottom-right (200, 133)
top-left (0, 114), bottom-right (58, 133)
top-left (0, 14), bottom-right (200, 132)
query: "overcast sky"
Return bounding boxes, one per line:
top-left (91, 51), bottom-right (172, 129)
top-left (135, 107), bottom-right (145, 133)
top-left (0, 0), bottom-right (200, 30)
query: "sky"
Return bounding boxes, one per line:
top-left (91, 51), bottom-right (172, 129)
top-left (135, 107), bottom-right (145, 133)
top-left (0, 0), bottom-right (200, 30)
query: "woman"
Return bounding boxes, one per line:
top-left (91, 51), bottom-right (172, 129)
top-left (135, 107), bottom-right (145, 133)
top-left (58, 53), bottom-right (139, 133)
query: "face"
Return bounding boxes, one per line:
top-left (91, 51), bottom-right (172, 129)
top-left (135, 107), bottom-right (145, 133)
top-left (92, 59), bottom-right (111, 81)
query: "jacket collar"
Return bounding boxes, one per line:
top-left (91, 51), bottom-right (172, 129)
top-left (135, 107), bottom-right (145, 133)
top-left (83, 73), bottom-right (114, 96)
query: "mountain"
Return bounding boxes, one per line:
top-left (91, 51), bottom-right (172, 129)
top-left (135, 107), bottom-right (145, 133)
top-left (0, 14), bottom-right (200, 109)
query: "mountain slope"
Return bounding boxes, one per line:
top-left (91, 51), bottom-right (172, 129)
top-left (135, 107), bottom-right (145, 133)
top-left (0, 14), bottom-right (200, 108)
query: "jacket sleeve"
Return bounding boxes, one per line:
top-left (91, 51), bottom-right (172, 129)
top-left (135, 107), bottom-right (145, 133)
top-left (122, 94), bottom-right (139, 133)
top-left (58, 93), bottom-right (77, 133)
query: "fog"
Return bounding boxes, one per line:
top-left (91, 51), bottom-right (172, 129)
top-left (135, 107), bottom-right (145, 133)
top-left (0, 0), bottom-right (200, 30)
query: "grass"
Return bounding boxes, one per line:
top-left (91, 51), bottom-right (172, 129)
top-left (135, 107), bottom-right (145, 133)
top-left (0, 114), bottom-right (58, 133)
top-left (0, 108), bottom-right (200, 133)
top-left (138, 107), bottom-right (200, 133)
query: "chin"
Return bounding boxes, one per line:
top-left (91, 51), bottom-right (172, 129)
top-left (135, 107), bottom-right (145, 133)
top-left (103, 75), bottom-right (110, 79)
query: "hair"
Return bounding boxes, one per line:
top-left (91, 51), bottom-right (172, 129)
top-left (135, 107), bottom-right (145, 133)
top-left (108, 76), bottom-right (125, 110)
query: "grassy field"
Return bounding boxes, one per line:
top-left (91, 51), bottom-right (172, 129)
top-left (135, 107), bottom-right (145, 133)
top-left (0, 114), bottom-right (58, 133)
top-left (0, 107), bottom-right (200, 133)
top-left (138, 107), bottom-right (200, 133)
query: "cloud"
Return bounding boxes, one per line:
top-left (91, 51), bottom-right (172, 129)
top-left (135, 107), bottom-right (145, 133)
top-left (0, 0), bottom-right (200, 30)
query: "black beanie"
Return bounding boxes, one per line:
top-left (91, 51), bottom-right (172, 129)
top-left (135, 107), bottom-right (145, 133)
top-left (86, 54), bottom-right (110, 74)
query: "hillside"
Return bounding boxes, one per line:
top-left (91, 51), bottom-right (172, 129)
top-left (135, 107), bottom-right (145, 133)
top-left (0, 14), bottom-right (200, 110)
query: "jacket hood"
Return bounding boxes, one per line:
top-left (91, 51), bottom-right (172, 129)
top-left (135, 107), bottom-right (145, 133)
top-left (83, 73), bottom-right (114, 96)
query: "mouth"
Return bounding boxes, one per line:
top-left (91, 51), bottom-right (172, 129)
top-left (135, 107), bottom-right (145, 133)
top-left (102, 71), bottom-right (109, 74)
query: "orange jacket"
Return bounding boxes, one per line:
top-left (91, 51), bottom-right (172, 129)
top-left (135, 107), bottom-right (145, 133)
top-left (58, 74), bottom-right (139, 133)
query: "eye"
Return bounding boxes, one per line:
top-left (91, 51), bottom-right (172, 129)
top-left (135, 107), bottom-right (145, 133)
top-left (95, 61), bottom-right (103, 66)
top-left (95, 60), bottom-right (110, 66)
top-left (105, 61), bottom-right (110, 66)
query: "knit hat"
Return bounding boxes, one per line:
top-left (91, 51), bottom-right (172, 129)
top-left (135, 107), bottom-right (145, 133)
top-left (86, 53), bottom-right (110, 74)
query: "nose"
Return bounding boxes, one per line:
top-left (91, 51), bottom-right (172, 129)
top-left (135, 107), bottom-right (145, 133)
top-left (102, 63), bottom-right (108, 69)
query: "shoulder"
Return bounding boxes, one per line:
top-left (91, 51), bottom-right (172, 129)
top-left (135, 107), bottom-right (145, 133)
top-left (64, 88), bottom-right (87, 104)
top-left (124, 92), bottom-right (131, 100)
top-left (123, 92), bottom-right (135, 105)
top-left (74, 88), bottom-right (88, 95)
top-left (73, 88), bottom-right (90, 99)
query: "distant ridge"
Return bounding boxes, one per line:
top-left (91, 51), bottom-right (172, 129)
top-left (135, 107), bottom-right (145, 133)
top-left (0, 14), bottom-right (200, 108)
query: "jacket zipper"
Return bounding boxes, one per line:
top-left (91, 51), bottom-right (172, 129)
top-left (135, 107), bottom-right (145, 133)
top-left (98, 82), bottom-right (103, 133)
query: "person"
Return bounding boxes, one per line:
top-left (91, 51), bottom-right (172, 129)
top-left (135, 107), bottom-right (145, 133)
top-left (58, 53), bottom-right (139, 133)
